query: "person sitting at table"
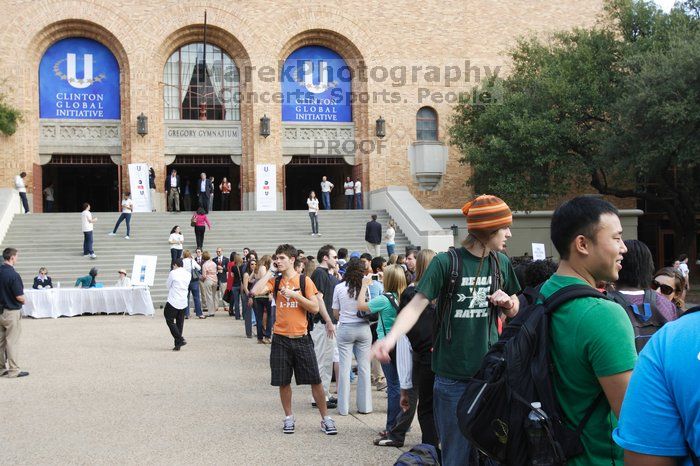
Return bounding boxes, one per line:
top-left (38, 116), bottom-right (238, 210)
top-left (114, 269), bottom-right (131, 288)
top-left (75, 267), bottom-right (99, 288)
top-left (32, 267), bottom-right (53, 289)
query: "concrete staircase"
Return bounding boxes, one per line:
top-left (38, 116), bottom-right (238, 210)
top-left (1, 210), bottom-right (409, 306)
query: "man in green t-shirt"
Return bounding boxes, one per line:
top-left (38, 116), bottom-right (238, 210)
top-left (373, 195), bottom-right (521, 466)
top-left (539, 196), bottom-right (636, 465)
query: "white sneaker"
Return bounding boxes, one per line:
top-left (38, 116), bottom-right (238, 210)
top-left (108, 232), bottom-right (116, 236)
top-left (124, 236), bottom-right (130, 239)
top-left (89, 254), bottom-right (97, 259)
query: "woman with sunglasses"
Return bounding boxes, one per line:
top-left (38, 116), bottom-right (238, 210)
top-left (614, 240), bottom-right (678, 323)
top-left (653, 267), bottom-right (687, 316)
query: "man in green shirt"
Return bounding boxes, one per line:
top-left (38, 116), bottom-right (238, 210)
top-left (373, 195), bottom-right (521, 466)
top-left (540, 196), bottom-right (636, 465)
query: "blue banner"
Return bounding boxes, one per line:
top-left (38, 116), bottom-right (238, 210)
top-left (39, 38), bottom-right (120, 119)
top-left (281, 46), bottom-right (352, 122)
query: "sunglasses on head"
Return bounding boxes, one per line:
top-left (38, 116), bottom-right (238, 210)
top-left (651, 280), bottom-right (675, 296)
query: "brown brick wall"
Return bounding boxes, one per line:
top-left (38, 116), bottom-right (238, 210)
top-left (0, 0), bottom-right (605, 208)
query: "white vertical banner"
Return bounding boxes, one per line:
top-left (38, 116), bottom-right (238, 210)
top-left (127, 163), bottom-right (153, 213)
top-left (131, 255), bottom-right (158, 287)
top-left (256, 164), bottom-right (277, 211)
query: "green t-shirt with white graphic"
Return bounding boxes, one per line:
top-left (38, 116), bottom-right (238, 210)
top-left (415, 248), bottom-right (520, 380)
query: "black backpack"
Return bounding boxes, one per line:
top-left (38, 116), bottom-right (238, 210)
top-left (393, 443), bottom-right (440, 465)
top-left (273, 273), bottom-right (311, 332)
top-left (435, 247), bottom-right (501, 346)
top-left (607, 289), bottom-right (667, 353)
top-left (456, 284), bottom-right (608, 465)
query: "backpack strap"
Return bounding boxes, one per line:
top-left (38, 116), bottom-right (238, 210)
top-left (574, 391), bottom-right (605, 436)
top-left (272, 273), bottom-right (282, 300)
top-left (435, 247), bottom-right (461, 344)
top-left (384, 292), bottom-right (400, 311)
top-left (379, 292), bottom-right (398, 336)
top-left (683, 305), bottom-right (700, 316)
top-left (274, 273), bottom-right (306, 300)
top-left (487, 251), bottom-right (502, 347)
top-left (543, 284), bottom-right (607, 313)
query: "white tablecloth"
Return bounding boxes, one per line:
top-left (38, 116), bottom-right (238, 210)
top-left (22, 287), bottom-right (155, 319)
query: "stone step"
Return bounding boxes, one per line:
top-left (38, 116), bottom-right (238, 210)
top-left (2, 210), bottom-right (409, 306)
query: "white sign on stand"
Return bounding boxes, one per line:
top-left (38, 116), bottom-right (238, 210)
top-left (131, 255), bottom-right (158, 287)
top-left (256, 164), bottom-right (277, 211)
top-left (532, 243), bottom-right (547, 261)
top-left (127, 163), bottom-right (153, 212)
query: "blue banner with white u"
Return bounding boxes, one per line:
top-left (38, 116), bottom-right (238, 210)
top-left (39, 37), bottom-right (121, 119)
top-left (281, 45), bottom-right (352, 122)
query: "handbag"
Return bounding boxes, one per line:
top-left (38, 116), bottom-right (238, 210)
top-left (223, 289), bottom-right (232, 303)
top-left (190, 214), bottom-right (197, 228)
top-left (190, 259), bottom-right (202, 282)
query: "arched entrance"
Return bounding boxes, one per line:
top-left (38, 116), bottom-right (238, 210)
top-left (168, 155), bottom-right (241, 211)
top-left (284, 156), bottom-right (354, 210)
top-left (41, 154), bottom-right (119, 212)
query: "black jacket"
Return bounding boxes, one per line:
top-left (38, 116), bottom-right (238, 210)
top-left (33, 275), bottom-right (53, 289)
top-left (197, 179), bottom-right (214, 196)
top-left (365, 220), bottom-right (382, 244)
top-left (214, 256), bottom-right (229, 283)
top-left (165, 173), bottom-right (181, 191)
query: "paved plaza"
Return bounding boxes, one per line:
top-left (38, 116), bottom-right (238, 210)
top-left (1, 312), bottom-right (420, 465)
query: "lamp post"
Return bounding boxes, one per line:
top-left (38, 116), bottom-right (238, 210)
top-left (260, 114), bottom-right (270, 138)
top-left (136, 113), bottom-right (148, 136)
top-left (376, 116), bottom-right (386, 138)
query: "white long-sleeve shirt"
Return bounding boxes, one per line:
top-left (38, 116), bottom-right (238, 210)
top-left (166, 267), bottom-right (191, 309)
top-left (396, 335), bottom-right (413, 390)
top-left (14, 175), bottom-right (26, 193)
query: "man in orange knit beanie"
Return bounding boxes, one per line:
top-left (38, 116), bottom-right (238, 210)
top-left (373, 194), bottom-right (521, 465)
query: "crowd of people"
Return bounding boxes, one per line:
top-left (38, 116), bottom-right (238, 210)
top-left (165, 170), bottom-right (235, 213)
top-left (2, 193), bottom-right (698, 465)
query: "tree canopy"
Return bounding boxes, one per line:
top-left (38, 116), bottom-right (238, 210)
top-left (450, 0), bottom-right (700, 254)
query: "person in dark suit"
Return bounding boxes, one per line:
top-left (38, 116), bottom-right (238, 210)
top-left (197, 173), bottom-right (214, 213)
top-left (365, 214), bottom-right (382, 257)
top-left (214, 247), bottom-right (229, 312)
top-left (165, 169), bottom-right (181, 212)
top-left (32, 267), bottom-right (53, 289)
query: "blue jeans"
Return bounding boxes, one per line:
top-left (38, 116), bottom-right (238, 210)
top-left (187, 280), bottom-right (203, 317)
top-left (355, 193), bottom-right (363, 209)
top-left (170, 248), bottom-right (182, 268)
top-left (381, 360), bottom-right (401, 432)
top-left (309, 212), bottom-right (319, 234)
top-left (387, 243), bottom-right (395, 256)
top-left (112, 213), bottom-right (131, 236)
top-left (229, 286), bottom-right (241, 318)
top-left (345, 194), bottom-right (354, 209)
top-left (322, 191), bottom-right (331, 210)
top-left (241, 294), bottom-right (253, 337)
top-left (19, 192), bottom-right (29, 213)
top-left (83, 231), bottom-right (94, 255)
top-left (253, 298), bottom-right (271, 340)
top-left (433, 375), bottom-right (473, 466)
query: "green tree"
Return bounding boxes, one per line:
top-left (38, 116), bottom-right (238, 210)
top-left (0, 92), bottom-right (21, 136)
top-left (450, 0), bottom-right (699, 256)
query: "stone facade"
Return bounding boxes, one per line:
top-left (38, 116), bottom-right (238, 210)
top-left (0, 0), bottom-right (606, 210)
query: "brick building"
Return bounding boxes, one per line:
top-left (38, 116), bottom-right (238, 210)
top-left (0, 0), bottom-right (603, 213)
